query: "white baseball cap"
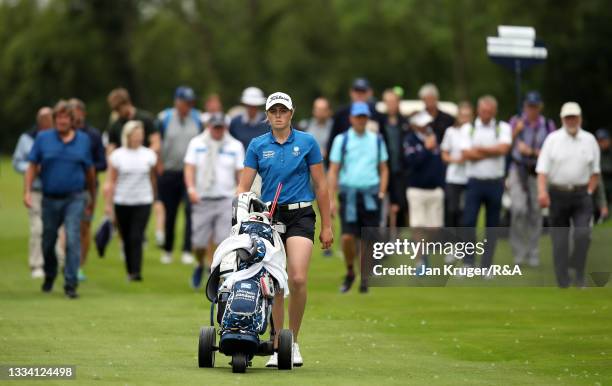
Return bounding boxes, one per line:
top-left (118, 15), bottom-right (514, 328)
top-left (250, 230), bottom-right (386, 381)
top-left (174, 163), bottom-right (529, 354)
top-left (560, 101), bottom-right (581, 118)
top-left (265, 92), bottom-right (293, 111)
top-left (411, 111), bottom-right (433, 127)
top-left (240, 87), bottom-right (266, 106)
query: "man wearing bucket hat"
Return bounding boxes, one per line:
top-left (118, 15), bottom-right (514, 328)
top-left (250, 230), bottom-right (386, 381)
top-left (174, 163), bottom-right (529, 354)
top-left (229, 87), bottom-right (269, 151)
top-left (536, 102), bottom-right (601, 287)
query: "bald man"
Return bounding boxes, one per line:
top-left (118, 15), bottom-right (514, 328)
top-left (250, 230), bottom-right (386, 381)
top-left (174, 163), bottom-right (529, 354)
top-left (12, 107), bottom-right (54, 278)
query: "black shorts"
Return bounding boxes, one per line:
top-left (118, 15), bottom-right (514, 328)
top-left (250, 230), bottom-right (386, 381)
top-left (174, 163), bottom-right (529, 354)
top-left (339, 193), bottom-right (381, 237)
top-left (275, 206), bottom-right (316, 243)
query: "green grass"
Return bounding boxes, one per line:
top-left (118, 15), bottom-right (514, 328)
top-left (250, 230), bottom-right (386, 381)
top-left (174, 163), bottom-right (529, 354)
top-left (0, 157), bottom-right (611, 386)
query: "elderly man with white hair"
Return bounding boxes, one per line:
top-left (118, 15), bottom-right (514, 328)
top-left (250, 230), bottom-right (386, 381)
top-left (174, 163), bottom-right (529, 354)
top-left (536, 102), bottom-right (601, 288)
top-left (460, 95), bottom-right (512, 269)
top-left (418, 83), bottom-right (455, 143)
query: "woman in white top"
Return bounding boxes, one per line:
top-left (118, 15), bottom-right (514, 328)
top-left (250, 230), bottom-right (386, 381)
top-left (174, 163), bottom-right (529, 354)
top-left (105, 120), bottom-right (157, 281)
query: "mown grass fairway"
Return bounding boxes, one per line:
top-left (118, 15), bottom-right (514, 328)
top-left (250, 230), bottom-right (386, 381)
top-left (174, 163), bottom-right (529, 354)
top-left (1, 158), bottom-right (610, 385)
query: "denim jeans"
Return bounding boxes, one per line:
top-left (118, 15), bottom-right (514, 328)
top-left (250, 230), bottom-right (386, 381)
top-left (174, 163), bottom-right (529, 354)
top-left (41, 192), bottom-right (86, 289)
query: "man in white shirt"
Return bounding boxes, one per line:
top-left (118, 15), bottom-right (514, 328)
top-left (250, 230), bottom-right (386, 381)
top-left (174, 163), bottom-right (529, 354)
top-left (536, 102), bottom-right (601, 288)
top-left (460, 95), bottom-right (512, 268)
top-left (184, 114), bottom-right (245, 289)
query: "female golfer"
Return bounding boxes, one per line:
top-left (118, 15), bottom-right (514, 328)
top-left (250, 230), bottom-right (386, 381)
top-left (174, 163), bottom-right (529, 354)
top-left (237, 91), bottom-right (333, 367)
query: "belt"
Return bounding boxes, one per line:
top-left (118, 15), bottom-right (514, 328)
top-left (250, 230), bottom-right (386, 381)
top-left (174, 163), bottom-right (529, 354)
top-left (278, 201), bottom-right (312, 211)
top-left (550, 184), bottom-right (588, 192)
top-left (43, 191), bottom-right (83, 199)
top-left (469, 177), bottom-right (504, 183)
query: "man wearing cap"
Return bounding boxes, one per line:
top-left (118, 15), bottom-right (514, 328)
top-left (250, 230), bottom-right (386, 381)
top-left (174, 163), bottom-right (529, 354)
top-left (229, 87), bottom-right (269, 151)
top-left (537, 102), bottom-right (601, 288)
top-left (403, 111), bottom-right (446, 270)
top-left (460, 95), bottom-right (512, 269)
top-left (328, 102), bottom-right (389, 293)
top-left (326, 78), bottom-right (385, 161)
top-left (184, 113), bottom-right (245, 289)
top-left (507, 91), bottom-right (556, 267)
top-left (157, 86), bottom-right (203, 265)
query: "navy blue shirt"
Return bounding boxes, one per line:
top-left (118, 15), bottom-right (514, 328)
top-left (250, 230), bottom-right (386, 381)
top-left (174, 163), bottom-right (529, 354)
top-left (78, 124), bottom-right (107, 173)
top-left (403, 131), bottom-right (445, 189)
top-left (245, 129), bottom-right (323, 204)
top-left (229, 112), bottom-right (270, 151)
top-left (28, 129), bottom-right (93, 195)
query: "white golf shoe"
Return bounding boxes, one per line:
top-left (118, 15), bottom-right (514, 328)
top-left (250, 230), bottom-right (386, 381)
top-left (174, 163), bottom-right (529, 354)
top-left (265, 352), bottom-right (278, 367)
top-left (293, 343), bottom-right (303, 367)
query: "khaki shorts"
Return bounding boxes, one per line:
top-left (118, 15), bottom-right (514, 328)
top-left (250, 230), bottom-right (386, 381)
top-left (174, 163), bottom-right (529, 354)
top-left (406, 187), bottom-right (444, 227)
top-left (191, 197), bottom-right (234, 249)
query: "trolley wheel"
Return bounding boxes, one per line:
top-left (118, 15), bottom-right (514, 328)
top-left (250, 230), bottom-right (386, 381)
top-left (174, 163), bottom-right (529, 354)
top-left (198, 326), bottom-right (216, 368)
top-left (231, 352), bottom-right (248, 373)
top-left (277, 329), bottom-right (293, 370)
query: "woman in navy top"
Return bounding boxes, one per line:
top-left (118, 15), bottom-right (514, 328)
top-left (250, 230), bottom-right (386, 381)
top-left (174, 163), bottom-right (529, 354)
top-left (238, 91), bottom-right (333, 367)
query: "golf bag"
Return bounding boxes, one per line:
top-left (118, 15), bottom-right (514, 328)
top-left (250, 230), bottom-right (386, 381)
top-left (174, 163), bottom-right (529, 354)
top-left (199, 192), bottom-right (293, 372)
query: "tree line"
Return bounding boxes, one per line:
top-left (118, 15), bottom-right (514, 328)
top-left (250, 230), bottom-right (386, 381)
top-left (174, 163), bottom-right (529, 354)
top-left (1, 0), bottom-right (611, 152)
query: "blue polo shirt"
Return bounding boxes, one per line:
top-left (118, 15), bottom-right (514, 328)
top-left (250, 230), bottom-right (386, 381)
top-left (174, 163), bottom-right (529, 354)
top-left (28, 129), bottom-right (93, 195)
top-left (329, 128), bottom-right (388, 188)
top-left (244, 129), bottom-right (322, 204)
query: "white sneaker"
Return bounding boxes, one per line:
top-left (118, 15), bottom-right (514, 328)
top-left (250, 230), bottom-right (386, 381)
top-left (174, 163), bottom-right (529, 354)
top-left (155, 231), bottom-right (165, 247)
top-left (265, 352), bottom-right (278, 367)
top-left (31, 268), bottom-right (44, 279)
top-left (292, 343), bottom-right (303, 367)
top-left (181, 252), bottom-right (195, 265)
top-left (160, 252), bottom-right (173, 264)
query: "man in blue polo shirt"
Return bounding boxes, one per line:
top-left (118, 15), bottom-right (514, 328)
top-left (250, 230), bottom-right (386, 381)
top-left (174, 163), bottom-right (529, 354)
top-left (24, 100), bottom-right (96, 299)
top-left (328, 102), bottom-right (389, 293)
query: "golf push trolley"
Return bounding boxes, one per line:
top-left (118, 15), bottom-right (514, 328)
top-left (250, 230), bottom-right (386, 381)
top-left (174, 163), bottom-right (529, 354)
top-left (198, 188), bottom-right (294, 373)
